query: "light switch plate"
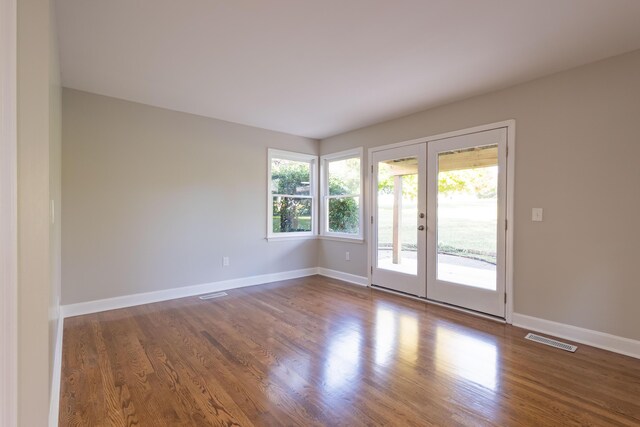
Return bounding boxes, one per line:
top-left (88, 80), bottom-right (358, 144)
top-left (532, 208), bottom-right (543, 222)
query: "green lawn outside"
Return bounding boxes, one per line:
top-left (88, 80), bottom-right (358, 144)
top-left (377, 197), bottom-right (497, 263)
top-left (272, 216), bottom-right (312, 233)
top-left (272, 198), bottom-right (497, 264)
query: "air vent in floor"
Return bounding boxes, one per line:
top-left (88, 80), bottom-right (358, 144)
top-left (525, 333), bottom-right (577, 352)
top-left (198, 292), bottom-right (228, 300)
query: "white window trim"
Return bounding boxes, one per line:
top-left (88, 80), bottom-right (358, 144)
top-left (319, 147), bottom-right (364, 241)
top-left (267, 149), bottom-right (318, 240)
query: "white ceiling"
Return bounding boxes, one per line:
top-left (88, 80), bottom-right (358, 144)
top-left (56, 0), bottom-right (640, 139)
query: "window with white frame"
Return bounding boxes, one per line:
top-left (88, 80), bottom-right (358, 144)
top-left (320, 148), bottom-right (363, 240)
top-left (268, 149), bottom-right (317, 238)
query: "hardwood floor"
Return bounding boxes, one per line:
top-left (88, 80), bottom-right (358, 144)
top-left (60, 276), bottom-right (640, 426)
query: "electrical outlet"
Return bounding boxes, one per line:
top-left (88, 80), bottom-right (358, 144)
top-left (345, 251), bottom-right (350, 261)
top-left (222, 256), bottom-right (230, 267)
top-left (532, 208), bottom-right (543, 222)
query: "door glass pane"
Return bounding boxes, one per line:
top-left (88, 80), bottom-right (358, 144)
top-left (377, 157), bottom-right (418, 275)
top-left (436, 145), bottom-right (498, 289)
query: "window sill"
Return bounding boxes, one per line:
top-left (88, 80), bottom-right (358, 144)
top-left (266, 234), bottom-right (317, 242)
top-left (318, 235), bottom-right (365, 244)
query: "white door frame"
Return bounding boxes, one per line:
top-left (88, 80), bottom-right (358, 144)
top-left (426, 128), bottom-right (507, 317)
top-left (0, 0), bottom-right (19, 424)
top-left (368, 120), bottom-right (516, 323)
top-left (370, 143), bottom-right (427, 297)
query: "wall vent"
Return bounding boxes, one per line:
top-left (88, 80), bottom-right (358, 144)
top-left (525, 333), bottom-right (577, 352)
top-left (198, 292), bottom-right (228, 300)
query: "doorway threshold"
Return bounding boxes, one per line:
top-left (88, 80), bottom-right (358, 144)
top-left (370, 284), bottom-right (507, 324)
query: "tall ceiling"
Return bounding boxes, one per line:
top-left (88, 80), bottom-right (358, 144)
top-left (56, 0), bottom-right (640, 139)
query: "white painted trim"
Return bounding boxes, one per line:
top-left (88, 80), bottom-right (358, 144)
top-left (426, 128), bottom-right (507, 317)
top-left (319, 147), bottom-right (364, 241)
top-left (319, 147), bottom-right (363, 160)
top-left (367, 148), bottom-right (374, 287)
top-left (370, 143), bottom-right (427, 297)
top-left (505, 121), bottom-right (516, 324)
top-left (0, 0), bottom-right (18, 423)
top-left (48, 318), bottom-right (64, 427)
top-left (371, 285), bottom-right (506, 324)
top-left (367, 120), bottom-right (516, 321)
top-left (368, 120), bottom-right (517, 153)
top-left (268, 148), bottom-right (317, 163)
top-left (512, 313), bottom-right (640, 360)
top-left (317, 267), bottom-right (368, 286)
top-left (267, 148), bottom-right (318, 240)
top-left (266, 235), bottom-right (317, 242)
top-left (62, 268), bottom-right (319, 317)
top-left (59, 265), bottom-right (373, 318)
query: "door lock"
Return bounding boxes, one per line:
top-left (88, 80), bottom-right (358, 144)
top-left (419, 213), bottom-right (425, 218)
top-left (418, 225), bottom-right (425, 231)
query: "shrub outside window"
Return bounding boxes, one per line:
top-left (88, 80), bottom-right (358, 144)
top-left (268, 149), bottom-right (317, 238)
top-left (320, 148), bottom-right (363, 240)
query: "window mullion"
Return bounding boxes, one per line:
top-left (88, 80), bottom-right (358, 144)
top-left (272, 194), bottom-right (314, 198)
top-left (325, 194), bottom-right (359, 199)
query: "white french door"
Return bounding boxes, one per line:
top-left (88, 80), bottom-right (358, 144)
top-left (371, 144), bottom-right (427, 297)
top-left (370, 126), bottom-right (509, 318)
top-left (426, 128), bottom-right (507, 317)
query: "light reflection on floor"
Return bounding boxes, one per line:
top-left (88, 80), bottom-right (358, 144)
top-left (435, 321), bottom-right (499, 391)
top-left (322, 305), bottom-right (498, 403)
top-left (323, 321), bottom-right (362, 393)
top-left (399, 314), bottom-right (419, 363)
top-left (375, 303), bottom-right (419, 367)
top-left (375, 308), bottom-right (396, 366)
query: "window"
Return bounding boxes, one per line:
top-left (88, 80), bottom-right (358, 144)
top-left (268, 149), bottom-right (317, 239)
top-left (320, 148), bottom-right (363, 240)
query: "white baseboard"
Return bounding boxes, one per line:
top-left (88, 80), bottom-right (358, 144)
top-left (61, 268), bottom-right (319, 318)
top-left (317, 267), bottom-right (368, 286)
top-left (512, 313), bottom-right (640, 360)
top-left (60, 266), bottom-right (371, 318)
top-left (60, 272), bottom-right (640, 360)
top-left (49, 316), bottom-right (64, 427)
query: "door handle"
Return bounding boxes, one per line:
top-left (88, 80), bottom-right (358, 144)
top-left (418, 225), bottom-right (425, 231)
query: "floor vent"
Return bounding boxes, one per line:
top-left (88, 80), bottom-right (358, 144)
top-left (198, 292), bottom-right (228, 300)
top-left (525, 333), bottom-right (577, 352)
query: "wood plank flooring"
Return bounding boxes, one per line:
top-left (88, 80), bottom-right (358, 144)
top-left (60, 275), bottom-right (640, 426)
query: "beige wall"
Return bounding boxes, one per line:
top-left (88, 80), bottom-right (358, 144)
top-left (17, 0), bottom-right (61, 425)
top-left (319, 49), bottom-right (640, 341)
top-left (61, 50), bottom-right (640, 345)
top-left (62, 89), bottom-right (318, 305)
top-left (49, 0), bottom-right (62, 398)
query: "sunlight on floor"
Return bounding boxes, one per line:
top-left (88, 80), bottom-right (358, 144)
top-left (435, 322), bottom-right (499, 391)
